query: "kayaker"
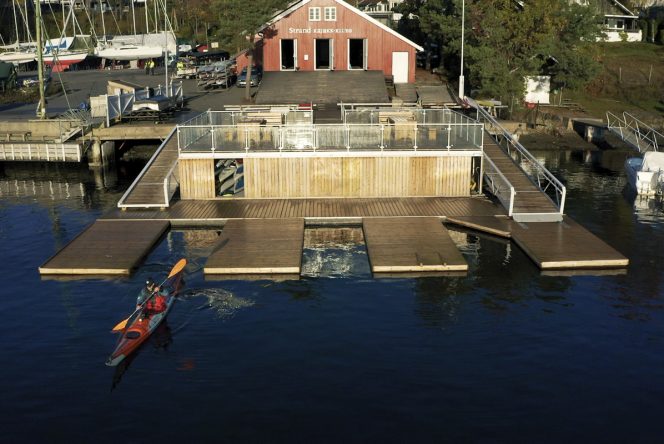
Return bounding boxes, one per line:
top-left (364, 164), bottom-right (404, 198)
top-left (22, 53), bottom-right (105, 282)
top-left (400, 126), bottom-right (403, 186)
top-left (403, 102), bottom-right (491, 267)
top-left (136, 278), bottom-right (157, 308)
top-left (142, 286), bottom-right (169, 319)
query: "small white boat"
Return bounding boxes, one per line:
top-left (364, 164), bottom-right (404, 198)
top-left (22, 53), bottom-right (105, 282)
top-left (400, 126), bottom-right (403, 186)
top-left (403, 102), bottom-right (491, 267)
top-left (625, 151), bottom-right (664, 195)
top-left (0, 50), bottom-right (35, 65)
top-left (95, 32), bottom-right (176, 61)
top-left (96, 45), bottom-right (163, 61)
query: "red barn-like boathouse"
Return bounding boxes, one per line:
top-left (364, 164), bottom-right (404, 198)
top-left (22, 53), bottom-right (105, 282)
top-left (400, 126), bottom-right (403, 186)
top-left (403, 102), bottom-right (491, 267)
top-left (236, 0), bottom-right (423, 83)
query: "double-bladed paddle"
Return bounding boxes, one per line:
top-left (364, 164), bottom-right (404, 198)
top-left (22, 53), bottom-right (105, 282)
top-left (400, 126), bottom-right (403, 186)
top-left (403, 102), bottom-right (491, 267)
top-left (111, 258), bottom-right (187, 332)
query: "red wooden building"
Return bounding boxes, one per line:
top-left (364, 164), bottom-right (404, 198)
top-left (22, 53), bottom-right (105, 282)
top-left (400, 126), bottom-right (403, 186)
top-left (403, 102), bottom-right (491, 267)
top-left (236, 0), bottom-right (423, 83)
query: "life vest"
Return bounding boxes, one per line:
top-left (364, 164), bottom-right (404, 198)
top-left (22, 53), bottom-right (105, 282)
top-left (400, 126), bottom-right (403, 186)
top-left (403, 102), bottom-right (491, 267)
top-left (146, 294), bottom-right (167, 313)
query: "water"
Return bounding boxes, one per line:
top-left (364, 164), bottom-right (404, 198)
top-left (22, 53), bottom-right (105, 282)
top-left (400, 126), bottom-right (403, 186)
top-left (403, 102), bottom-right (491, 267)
top-left (1, 148), bottom-right (664, 443)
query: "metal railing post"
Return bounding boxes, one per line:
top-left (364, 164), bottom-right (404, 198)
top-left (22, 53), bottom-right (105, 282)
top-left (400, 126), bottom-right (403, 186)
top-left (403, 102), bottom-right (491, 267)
top-left (413, 125), bottom-right (418, 150)
top-left (509, 188), bottom-right (515, 216)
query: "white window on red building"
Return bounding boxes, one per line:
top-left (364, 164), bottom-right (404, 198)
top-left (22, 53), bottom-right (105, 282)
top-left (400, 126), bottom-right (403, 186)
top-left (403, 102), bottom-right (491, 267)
top-left (324, 6), bottom-right (337, 21)
top-left (309, 7), bottom-right (321, 21)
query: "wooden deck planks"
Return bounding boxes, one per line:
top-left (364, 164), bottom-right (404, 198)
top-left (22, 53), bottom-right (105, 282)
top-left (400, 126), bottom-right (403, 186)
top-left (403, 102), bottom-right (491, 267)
top-left (120, 135), bottom-right (179, 207)
top-left (507, 217), bottom-right (629, 269)
top-left (96, 197), bottom-right (628, 273)
top-left (363, 217), bottom-right (468, 273)
top-left (204, 218), bottom-right (305, 275)
top-left (39, 220), bottom-right (170, 275)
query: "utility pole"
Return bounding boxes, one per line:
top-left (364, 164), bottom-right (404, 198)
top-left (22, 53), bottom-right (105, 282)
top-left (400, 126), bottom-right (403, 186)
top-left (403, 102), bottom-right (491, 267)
top-left (35, 0), bottom-right (46, 119)
top-left (458, 0), bottom-right (465, 100)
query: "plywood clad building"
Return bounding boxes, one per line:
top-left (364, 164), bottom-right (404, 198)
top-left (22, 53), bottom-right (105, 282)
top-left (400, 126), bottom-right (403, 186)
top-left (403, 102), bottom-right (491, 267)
top-left (236, 0), bottom-right (423, 83)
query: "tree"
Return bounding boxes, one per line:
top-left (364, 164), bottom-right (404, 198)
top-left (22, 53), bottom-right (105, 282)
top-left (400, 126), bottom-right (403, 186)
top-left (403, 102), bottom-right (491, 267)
top-left (398, 0), bottom-right (603, 104)
top-left (214, 0), bottom-right (289, 101)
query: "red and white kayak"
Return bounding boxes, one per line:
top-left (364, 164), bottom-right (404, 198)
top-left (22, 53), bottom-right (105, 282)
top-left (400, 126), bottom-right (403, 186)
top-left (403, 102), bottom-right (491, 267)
top-left (106, 262), bottom-right (186, 367)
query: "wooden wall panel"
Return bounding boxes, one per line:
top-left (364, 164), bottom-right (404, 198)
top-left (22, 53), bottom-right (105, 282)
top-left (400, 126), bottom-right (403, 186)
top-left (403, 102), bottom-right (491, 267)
top-left (236, 0), bottom-right (419, 83)
top-left (243, 156), bottom-right (472, 199)
top-left (180, 159), bottom-right (215, 199)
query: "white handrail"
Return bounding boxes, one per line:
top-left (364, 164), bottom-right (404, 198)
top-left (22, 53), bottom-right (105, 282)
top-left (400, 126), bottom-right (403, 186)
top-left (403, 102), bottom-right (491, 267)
top-left (162, 159), bottom-right (179, 206)
top-left (483, 155), bottom-right (516, 216)
top-left (468, 98), bottom-right (566, 214)
top-left (117, 126), bottom-right (177, 208)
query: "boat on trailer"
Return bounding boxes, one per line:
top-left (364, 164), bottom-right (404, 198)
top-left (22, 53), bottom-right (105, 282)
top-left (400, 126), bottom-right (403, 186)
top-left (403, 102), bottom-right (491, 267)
top-left (625, 151), bottom-right (664, 196)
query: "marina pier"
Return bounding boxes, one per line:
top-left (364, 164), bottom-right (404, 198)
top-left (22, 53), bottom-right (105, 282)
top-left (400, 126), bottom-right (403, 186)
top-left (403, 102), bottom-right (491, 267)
top-left (38, 102), bottom-right (628, 277)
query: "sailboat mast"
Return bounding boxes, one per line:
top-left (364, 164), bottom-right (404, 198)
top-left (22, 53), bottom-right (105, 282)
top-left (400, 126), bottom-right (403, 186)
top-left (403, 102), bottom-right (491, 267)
top-left (71, 0), bottom-right (76, 37)
top-left (35, 0), bottom-right (46, 119)
top-left (145, 0), bottom-right (150, 34)
top-left (130, 0), bottom-right (137, 35)
top-left (23, 0), bottom-right (32, 42)
top-left (12, 1), bottom-right (20, 45)
top-left (101, 2), bottom-right (107, 38)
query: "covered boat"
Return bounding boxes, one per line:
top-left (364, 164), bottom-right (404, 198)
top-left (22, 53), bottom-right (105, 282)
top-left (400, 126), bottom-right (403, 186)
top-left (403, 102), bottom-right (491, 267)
top-left (106, 260), bottom-right (186, 366)
top-left (625, 151), bottom-right (664, 196)
top-left (43, 36), bottom-right (94, 72)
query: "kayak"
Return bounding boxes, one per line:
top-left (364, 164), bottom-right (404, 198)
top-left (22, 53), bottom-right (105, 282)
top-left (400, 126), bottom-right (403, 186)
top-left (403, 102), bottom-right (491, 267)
top-left (106, 264), bottom-right (185, 367)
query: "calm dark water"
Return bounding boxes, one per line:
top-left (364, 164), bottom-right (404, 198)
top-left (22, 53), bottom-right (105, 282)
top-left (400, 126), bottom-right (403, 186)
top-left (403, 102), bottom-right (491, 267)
top-left (1, 148), bottom-right (663, 443)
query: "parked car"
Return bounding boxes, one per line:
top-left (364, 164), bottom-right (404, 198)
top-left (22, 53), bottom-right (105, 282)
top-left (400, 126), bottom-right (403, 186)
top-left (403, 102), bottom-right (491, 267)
top-left (237, 65), bottom-right (263, 87)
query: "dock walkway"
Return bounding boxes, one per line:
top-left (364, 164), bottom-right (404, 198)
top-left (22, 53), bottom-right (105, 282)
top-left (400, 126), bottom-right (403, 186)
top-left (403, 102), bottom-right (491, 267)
top-left (446, 215), bottom-right (628, 270)
top-left (204, 218), bottom-right (304, 276)
top-left (117, 130), bottom-right (179, 208)
top-left (41, 197), bottom-right (628, 275)
top-left (483, 134), bottom-right (559, 215)
top-left (363, 217), bottom-right (468, 273)
top-left (104, 196), bottom-right (502, 224)
top-left (39, 220), bottom-right (169, 275)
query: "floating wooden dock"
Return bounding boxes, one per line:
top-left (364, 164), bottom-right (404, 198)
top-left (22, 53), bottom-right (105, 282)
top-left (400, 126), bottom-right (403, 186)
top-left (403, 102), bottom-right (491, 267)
top-left (39, 220), bottom-right (169, 275)
top-left (509, 217), bottom-right (628, 269)
top-left (41, 198), bottom-right (628, 276)
top-left (363, 217), bottom-right (468, 273)
top-left (105, 196), bottom-right (502, 224)
top-left (204, 218), bottom-right (305, 275)
top-left (446, 215), bottom-right (628, 269)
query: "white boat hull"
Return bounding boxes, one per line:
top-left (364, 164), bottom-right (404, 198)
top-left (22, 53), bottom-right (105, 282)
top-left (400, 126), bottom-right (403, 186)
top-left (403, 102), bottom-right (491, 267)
top-left (625, 152), bottom-right (664, 195)
top-left (0, 51), bottom-right (35, 64)
top-left (97, 45), bottom-right (163, 61)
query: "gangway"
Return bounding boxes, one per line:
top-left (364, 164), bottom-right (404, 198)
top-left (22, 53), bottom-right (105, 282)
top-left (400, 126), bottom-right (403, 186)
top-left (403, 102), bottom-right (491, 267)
top-left (606, 111), bottom-right (662, 153)
top-left (468, 98), bottom-right (566, 223)
top-left (117, 127), bottom-right (180, 209)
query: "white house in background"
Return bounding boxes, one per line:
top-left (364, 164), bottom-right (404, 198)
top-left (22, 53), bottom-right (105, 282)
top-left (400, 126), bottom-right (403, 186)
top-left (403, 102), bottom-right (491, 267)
top-left (357, 0), bottom-right (404, 26)
top-left (574, 0), bottom-right (643, 42)
top-left (524, 76), bottom-right (551, 104)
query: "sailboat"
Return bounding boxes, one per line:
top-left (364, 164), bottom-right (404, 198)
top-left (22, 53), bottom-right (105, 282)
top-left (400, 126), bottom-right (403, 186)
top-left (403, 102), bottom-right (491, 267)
top-left (0, 0), bottom-right (37, 65)
top-left (43, 36), bottom-right (92, 71)
top-left (95, 0), bottom-right (176, 61)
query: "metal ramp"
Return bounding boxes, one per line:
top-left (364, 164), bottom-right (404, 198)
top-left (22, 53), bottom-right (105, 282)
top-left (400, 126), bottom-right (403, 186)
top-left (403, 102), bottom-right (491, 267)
top-left (606, 111), bottom-right (662, 153)
top-left (117, 127), bottom-right (180, 209)
top-left (467, 98), bottom-right (566, 223)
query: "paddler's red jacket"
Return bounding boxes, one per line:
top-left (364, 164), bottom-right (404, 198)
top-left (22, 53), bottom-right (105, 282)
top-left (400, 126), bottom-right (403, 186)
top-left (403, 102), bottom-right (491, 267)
top-left (146, 292), bottom-right (167, 313)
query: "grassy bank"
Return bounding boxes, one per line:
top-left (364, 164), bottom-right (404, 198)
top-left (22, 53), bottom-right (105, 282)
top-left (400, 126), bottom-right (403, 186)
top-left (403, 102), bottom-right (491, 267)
top-left (566, 42), bottom-right (664, 122)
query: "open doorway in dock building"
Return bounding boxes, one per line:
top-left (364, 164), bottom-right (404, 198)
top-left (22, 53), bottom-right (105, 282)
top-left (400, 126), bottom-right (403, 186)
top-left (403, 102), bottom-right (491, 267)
top-left (281, 39), bottom-right (296, 70)
top-left (315, 39), bottom-right (333, 70)
top-left (215, 159), bottom-right (245, 197)
top-left (348, 38), bottom-right (367, 70)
